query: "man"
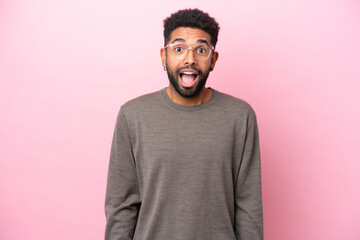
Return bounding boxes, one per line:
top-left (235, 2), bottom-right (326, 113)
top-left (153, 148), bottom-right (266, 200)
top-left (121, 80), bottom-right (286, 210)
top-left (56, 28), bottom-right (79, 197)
top-left (105, 9), bottom-right (263, 240)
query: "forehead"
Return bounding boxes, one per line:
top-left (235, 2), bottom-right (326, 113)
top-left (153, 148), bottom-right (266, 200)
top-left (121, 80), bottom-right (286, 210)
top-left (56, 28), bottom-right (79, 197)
top-left (169, 27), bottom-right (211, 45)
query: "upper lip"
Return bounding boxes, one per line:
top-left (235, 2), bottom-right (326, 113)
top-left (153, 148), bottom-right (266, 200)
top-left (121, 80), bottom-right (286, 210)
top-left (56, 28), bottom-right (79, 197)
top-left (179, 69), bottom-right (198, 75)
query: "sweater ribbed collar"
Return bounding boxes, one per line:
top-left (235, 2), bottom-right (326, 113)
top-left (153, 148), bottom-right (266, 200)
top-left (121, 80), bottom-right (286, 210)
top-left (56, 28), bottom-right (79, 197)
top-left (160, 87), bottom-right (218, 111)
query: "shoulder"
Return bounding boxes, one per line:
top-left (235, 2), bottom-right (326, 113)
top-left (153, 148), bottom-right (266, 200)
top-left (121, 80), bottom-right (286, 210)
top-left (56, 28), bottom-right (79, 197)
top-left (120, 89), bottom-right (162, 114)
top-left (214, 90), bottom-right (257, 119)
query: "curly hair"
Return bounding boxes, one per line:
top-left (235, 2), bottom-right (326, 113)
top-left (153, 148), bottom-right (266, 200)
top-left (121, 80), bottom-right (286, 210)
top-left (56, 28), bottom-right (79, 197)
top-left (163, 9), bottom-right (220, 47)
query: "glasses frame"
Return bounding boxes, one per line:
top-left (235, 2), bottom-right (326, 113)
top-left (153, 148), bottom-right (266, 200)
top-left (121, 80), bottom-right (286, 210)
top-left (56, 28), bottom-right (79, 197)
top-left (164, 43), bottom-right (215, 60)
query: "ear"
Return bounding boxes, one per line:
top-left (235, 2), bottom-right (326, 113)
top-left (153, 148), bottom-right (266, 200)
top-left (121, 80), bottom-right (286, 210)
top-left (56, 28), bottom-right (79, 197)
top-left (160, 48), bottom-right (166, 69)
top-left (210, 51), bottom-right (219, 71)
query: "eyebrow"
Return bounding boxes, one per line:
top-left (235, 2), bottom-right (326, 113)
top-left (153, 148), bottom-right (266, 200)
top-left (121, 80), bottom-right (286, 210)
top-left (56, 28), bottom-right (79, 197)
top-left (197, 39), bottom-right (210, 46)
top-left (171, 38), bottom-right (211, 46)
top-left (171, 38), bottom-right (185, 44)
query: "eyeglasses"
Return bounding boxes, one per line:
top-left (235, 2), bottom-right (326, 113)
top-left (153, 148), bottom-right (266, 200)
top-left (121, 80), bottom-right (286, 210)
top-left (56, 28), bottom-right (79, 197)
top-left (164, 43), bottom-right (214, 60)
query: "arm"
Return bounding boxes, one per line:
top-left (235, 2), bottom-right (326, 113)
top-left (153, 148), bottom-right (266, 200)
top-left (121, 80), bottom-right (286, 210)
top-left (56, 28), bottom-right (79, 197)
top-left (234, 116), bottom-right (264, 240)
top-left (105, 109), bottom-right (141, 240)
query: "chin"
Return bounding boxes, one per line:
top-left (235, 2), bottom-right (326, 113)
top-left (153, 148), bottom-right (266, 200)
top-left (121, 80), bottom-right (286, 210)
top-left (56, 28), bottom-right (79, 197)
top-left (174, 78), bottom-right (205, 98)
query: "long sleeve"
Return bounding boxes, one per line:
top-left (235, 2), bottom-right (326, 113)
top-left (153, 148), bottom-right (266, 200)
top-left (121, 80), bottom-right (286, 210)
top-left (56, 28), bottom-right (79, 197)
top-left (105, 109), bottom-right (141, 240)
top-left (234, 116), bottom-right (264, 240)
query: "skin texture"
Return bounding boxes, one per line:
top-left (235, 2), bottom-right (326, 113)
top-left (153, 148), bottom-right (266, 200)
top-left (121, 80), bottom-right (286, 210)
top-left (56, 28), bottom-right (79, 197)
top-left (160, 27), bottom-right (219, 106)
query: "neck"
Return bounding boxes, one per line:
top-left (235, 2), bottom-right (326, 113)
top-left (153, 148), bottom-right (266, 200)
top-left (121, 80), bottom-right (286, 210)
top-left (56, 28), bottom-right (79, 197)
top-left (166, 85), bottom-right (212, 106)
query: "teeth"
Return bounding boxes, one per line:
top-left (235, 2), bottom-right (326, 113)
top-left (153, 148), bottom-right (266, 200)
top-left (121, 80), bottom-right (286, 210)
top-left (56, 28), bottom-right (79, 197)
top-left (183, 72), bottom-right (196, 75)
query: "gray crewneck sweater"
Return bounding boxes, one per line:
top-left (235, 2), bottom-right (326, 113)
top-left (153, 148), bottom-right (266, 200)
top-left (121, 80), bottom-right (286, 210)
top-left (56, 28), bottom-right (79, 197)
top-left (105, 88), bottom-right (263, 240)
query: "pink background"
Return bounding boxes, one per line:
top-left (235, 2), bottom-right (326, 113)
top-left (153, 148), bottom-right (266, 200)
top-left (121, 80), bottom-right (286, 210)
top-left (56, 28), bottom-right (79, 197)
top-left (1, 0), bottom-right (359, 239)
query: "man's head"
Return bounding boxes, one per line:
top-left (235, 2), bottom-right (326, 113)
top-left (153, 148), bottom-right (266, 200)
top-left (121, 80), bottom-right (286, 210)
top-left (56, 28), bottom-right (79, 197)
top-left (161, 9), bottom-right (220, 98)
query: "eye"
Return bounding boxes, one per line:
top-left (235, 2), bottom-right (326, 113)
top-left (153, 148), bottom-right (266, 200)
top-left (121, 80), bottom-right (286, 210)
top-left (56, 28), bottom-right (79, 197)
top-left (173, 45), bottom-right (184, 52)
top-left (196, 47), bottom-right (208, 55)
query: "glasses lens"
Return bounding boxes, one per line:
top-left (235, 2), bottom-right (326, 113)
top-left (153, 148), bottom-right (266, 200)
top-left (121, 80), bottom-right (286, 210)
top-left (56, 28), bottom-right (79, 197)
top-left (194, 45), bottom-right (211, 59)
top-left (170, 44), bottom-right (187, 58)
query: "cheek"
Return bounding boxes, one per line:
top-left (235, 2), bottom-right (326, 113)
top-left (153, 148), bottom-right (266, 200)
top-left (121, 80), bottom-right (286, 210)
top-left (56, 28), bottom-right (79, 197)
top-left (200, 62), bottom-right (212, 72)
top-left (165, 55), bottom-right (178, 68)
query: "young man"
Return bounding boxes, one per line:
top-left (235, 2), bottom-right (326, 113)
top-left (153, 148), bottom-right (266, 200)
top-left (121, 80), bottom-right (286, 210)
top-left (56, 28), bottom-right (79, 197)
top-left (105, 9), bottom-right (263, 240)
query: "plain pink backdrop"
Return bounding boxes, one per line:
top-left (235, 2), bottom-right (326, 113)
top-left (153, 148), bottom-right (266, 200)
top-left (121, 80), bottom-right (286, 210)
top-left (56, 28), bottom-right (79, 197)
top-left (1, 0), bottom-right (359, 239)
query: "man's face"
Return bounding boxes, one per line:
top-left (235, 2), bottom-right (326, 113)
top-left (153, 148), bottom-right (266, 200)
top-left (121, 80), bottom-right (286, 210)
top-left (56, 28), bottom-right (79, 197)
top-left (161, 27), bottom-right (218, 98)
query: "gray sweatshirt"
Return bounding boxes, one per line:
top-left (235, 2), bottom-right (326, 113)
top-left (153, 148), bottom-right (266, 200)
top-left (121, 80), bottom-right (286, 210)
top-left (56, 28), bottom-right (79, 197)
top-left (105, 88), bottom-right (263, 240)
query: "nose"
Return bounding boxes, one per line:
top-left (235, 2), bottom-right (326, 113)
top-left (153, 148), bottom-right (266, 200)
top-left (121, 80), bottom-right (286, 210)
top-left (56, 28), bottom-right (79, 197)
top-left (183, 47), bottom-right (197, 65)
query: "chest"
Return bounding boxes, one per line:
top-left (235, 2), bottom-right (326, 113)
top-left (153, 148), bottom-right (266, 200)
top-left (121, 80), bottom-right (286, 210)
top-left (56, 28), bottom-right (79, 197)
top-left (131, 111), bottom-right (238, 171)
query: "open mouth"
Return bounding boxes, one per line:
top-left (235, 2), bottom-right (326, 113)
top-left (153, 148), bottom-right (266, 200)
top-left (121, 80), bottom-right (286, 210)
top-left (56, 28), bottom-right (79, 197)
top-left (179, 71), bottom-right (199, 88)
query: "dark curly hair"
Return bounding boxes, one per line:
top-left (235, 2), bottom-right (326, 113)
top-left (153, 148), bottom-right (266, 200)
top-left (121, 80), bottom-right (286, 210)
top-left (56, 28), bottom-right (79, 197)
top-left (163, 9), bottom-right (220, 47)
